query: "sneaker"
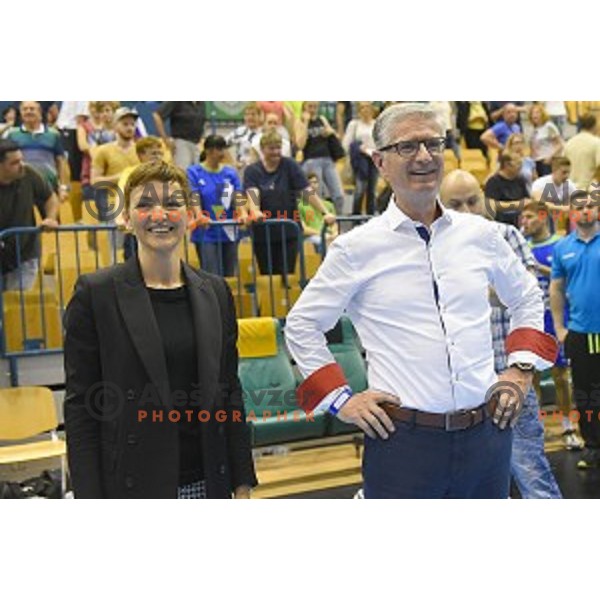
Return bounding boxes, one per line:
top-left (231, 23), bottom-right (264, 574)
top-left (563, 430), bottom-right (585, 451)
top-left (576, 449), bottom-right (600, 470)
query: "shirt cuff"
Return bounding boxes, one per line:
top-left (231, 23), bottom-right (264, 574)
top-left (505, 327), bottom-right (558, 371)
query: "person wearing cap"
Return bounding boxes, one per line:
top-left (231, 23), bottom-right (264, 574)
top-left (285, 103), bottom-right (558, 499)
top-left (90, 107), bottom-right (140, 220)
top-left (187, 135), bottom-right (247, 276)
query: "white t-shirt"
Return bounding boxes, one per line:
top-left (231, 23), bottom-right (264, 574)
top-left (544, 102), bottom-right (567, 117)
top-left (56, 101), bottom-right (90, 129)
top-left (530, 121), bottom-right (560, 161)
top-left (531, 174), bottom-right (577, 204)
top-left (342, 119), bottom-right (376, 152)
top-left (225, 125), bottom-right (261, 166)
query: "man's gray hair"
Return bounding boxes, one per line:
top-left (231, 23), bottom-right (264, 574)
top-left (373, 103), bottom-right (446, 149)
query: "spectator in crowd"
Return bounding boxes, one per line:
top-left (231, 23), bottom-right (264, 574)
top-left (91, 107), bottom-right (140, 221)
top-left (564, 113), bottom-right (600, 191)
top-left (531, 156), bottom-right (576, 231)
top-left (484, 150), bottom-right (530, 227)
top-left (153, 101), bottom-right (206, 170)
top-left (0, 106), bottom-right (16, 136)
top-left (529, 103), bottom-right (564, 177)
top-left (4, 101), bottom-right (69, 200)
top-left (116, 136), bottom-right (166, 260)
top-left (187, 135), bottom-right (245, 277)
top-left (480, 103), bottom-right (522, 151)
top-left (0, 140), bottom-right (59, 290)
top-left (456, 101), bottom-right (491, 158)
top-left (505, 133), bottom-right (537, 193)
top-left (78, 101), bottom-right (117, 213)
top-left (440, 170), bottom-right (562, 498)
top-left (226, 102), bottom-right (262, 172)
top-left (544, 101), bottom-right (568, 136)
top-left (521, 201), bottom-right (584, 451)
top-left (343, 101), bottom-right (378, 215)
top-left (295, 101), bottom-right (346, 214)
top-left (256, 101), bottom-right (284, 122)
top-left (488, 101), bottom-right (526, 124)
top-left (550, 191), bottom-right (600, 469)
top-left (299, 172), bottom-right (338, 252)
top-left (63, 160), bottom-right (257, 498)
top-left (251, 112), bottom-right (292, 160)
top-left (56, 101), bottom-right (90, 221)
top-left (430, 101), bottom-right (459, 160)
top-left (336, 101), bottom-right (354, 138)
top-left (285, 103), bottom-right (556, 499)
top-left (243, 130), bottom-right (335, 277)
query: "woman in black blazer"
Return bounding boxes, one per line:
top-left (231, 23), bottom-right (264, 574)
top-left (63, 161), bottom-right (257, 498)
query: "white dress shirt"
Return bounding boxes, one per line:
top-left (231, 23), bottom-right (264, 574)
top-left (285, 198), bottom-right (550, 414)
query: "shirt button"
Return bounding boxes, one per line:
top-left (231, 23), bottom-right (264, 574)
top-left (127, 389), bottom-right (136, 400)
top-left (219, 465), bottom-right (226, 475)
top-left (218, 425), bottom-right (225, 436)
top-left (127, 434), bottom-right (137, 445)
top-left (125, 476), bottom-right (135, 489)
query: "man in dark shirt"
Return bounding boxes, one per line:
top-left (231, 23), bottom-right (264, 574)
top-left (152, 101), bottom-right (206, 170)
top-left (484, 150), bottom-right (530, 227)
top-left (244, 130), bottom-right (335, 276)
top-left (0, 140), bottom-right (59, 290)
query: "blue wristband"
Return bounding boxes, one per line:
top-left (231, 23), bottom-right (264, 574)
top-left (328, 386), bottom-right (353, 416)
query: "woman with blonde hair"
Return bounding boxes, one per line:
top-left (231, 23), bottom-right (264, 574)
top-left (505, 132), bottom-right (537, 193)
top-left (528, 103), bottom-right (563, 177)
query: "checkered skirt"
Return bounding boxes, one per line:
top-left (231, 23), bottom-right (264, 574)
top-left (177, 480), bottom-right (207, 499)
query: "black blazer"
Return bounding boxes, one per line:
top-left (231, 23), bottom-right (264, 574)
top-left (63, 257), bottom-right (257, 498)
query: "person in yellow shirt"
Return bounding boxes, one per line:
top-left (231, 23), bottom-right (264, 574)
top-left (90, 107), bottom-right (140, 221)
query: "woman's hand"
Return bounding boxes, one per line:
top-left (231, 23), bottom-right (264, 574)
top-left (234, 486), bottom-right (252, 499)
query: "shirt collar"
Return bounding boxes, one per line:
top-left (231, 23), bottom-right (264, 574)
top-left (384, 194), bottom-right (453, 231)
top-left (574, 225), bottom-right (600, 243)
top-left (20, 123), bottom-right (46, 135)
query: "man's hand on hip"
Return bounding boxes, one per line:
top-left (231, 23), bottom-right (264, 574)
top-left (493, 367), bottom-right (533, 429)
top-left (338, 390), bottom-right (401, 440)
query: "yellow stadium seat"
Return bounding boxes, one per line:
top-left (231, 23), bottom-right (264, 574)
top-left (2, 291), bottom-right (63, 352)
top-left (0, 386), bottom-right (66, 496)
top-left (460, 148), bottom-right (490, 186)
top-left (295, 253), bottom-right (322, 280)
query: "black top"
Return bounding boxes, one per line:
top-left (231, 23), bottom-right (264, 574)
top-left (156, 101), bottom-right (206, 143)
top-left (243, 157), bottom-right (308, 219)
top-left (0, 166), bottom-right (52, 273)
top-left (303, 117), bottom-right (331, 160)
top-left (148, 286), bottom-right (203, 486)
top-left (484, 173), bottom-right (529, 227)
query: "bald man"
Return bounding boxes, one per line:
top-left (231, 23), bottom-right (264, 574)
top-left (480, 103), bottom-right (522, 151)
top-left (441, 170), bottom-right (561, 499)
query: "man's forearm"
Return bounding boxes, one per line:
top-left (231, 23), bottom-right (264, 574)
top-left (44, 193), bottom-right (60, 221)
top-left (550, 284), bottom-right (566, 331)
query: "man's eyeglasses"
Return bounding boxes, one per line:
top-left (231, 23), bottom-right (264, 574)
top-left (377, 137), bottom-right (446, 158)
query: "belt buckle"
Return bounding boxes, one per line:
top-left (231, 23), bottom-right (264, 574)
top-left (444, 409), bottom-right (472, 432)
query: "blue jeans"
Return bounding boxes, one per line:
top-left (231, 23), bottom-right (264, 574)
top-left (303, 157), bottom-right (345, 214)
top-left (363, 414), bottom-right (513, 498)
top-left (510, 386), bottom-right (562, 499)
top-left (195, 241), bottom-right (237, 277)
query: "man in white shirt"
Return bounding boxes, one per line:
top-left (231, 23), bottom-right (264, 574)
top-left (285, 103), bottom-right (558, 498)
top-left (532, 156), bottom-right (577, 204)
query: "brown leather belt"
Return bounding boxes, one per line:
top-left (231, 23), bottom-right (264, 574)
top-left (381, 400), bottom-right (497, 432)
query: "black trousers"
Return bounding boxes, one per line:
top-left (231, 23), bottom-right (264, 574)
top-left (464, 128), bottom-right (488, 158)
top-left (252, 223), bottom-right (298, 277)
top-left (565, 331), bottom-right (600, 448)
